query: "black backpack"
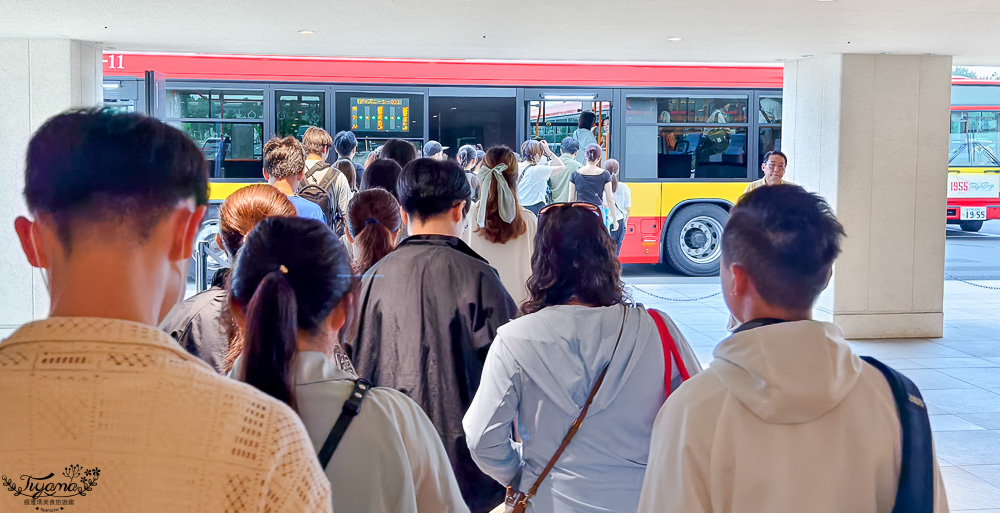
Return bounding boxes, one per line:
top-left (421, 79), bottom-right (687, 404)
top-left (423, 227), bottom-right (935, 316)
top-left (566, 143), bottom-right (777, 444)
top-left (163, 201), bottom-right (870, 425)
top-left (298, 162), bottom-right (344, 236)
top-left (861, 356), bottom-right (935, 513)
top-left (735, 319), bottom-right (936, 512)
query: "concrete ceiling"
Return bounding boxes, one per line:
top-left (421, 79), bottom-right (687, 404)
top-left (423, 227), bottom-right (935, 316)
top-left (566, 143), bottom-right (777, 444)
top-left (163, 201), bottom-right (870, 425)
top-left (3, 0), bottom-right (1000, 65)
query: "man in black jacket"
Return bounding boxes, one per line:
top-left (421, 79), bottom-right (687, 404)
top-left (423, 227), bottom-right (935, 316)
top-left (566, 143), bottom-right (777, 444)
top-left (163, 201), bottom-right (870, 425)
top-left (353, 158), bottom-right (517, 513)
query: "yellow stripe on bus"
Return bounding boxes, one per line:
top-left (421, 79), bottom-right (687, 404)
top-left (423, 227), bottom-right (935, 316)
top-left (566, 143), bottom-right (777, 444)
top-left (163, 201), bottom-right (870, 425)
top-left (624, 181), bottom-right (748, 219)
top-left (212, 180), bottom-right (751, 220)
top-left (949, 167), bottom-right (1000, 173)
top-left (209, 181), bottom-right (259, 201)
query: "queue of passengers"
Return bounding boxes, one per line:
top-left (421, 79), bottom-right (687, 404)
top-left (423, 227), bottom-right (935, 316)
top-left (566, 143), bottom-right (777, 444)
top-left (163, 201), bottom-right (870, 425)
top-left (0, 108), bottom-right (948, 513)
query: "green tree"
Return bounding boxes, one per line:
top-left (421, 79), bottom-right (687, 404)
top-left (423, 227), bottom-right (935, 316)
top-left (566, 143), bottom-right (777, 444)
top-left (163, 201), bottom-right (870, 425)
top-left (953, 66), bottom-right (979, 79)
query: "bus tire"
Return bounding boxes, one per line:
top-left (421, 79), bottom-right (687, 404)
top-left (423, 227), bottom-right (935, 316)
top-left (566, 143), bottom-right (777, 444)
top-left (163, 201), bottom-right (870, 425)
top-left (960, 220), bottom-right (984, 232)
top-left (663, 204), bottom-right (729, 277)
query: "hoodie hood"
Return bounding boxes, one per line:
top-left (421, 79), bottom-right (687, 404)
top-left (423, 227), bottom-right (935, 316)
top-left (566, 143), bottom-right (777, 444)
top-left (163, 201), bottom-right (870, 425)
top-left (712, 320), bottom-right (863, 424)
top-left (497, 304), bottom-right (654, 416)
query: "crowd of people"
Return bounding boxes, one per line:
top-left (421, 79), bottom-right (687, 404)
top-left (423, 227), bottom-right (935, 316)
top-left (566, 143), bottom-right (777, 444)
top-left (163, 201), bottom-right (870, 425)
top-left (0, 108), bottom-right (949, 513)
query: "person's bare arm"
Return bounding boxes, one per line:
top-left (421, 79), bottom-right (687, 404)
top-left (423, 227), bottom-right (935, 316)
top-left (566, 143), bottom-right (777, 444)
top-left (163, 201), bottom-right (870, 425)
top-left (542, 140), bottom-right (567, 175)
top-left (364, 150), bottom-right (379, 170)
top-left (604, 182), bottom-right (618, 231)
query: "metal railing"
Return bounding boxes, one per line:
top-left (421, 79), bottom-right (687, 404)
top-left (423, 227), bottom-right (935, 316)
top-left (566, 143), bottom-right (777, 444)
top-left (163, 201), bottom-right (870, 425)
top-left (194, 240), bottom-right (212, 293)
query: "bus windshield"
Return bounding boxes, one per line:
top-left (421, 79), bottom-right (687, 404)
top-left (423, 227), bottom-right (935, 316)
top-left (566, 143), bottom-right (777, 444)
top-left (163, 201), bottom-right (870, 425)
top-left (950, 110), bottom-right (1000, 166)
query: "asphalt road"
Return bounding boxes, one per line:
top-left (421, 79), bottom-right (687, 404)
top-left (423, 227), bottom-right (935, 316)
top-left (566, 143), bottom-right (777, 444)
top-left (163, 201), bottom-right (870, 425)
top-left (945, 221), bottom-right (1000, 281)
top-left (623, 221), bottom-right (1000, 282)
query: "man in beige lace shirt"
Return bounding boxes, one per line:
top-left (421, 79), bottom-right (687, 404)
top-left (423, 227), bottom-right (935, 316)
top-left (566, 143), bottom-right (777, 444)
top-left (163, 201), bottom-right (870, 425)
top-left (1, 109), bottom-right (332, 513)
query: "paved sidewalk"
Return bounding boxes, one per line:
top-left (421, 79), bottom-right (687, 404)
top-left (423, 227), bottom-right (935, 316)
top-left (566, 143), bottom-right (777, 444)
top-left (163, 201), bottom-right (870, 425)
top-left (627, 277), bottom-right (1000, 512)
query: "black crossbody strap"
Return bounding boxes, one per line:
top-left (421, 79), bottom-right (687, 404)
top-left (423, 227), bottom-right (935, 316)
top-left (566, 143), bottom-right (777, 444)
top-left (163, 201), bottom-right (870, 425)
top-left (317, 379), bottom-right (371, 469)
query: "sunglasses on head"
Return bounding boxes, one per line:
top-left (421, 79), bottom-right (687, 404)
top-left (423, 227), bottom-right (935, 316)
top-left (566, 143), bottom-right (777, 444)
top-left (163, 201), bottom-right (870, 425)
top-left (538, 202), bottom-right (603, 218)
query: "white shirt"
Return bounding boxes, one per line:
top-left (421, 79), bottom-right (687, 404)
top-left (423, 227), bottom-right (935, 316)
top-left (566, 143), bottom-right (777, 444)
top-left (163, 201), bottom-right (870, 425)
top-left (234, 351), bottom-right (469, 513)
top-left (306, 158), bottom-right (353, 223)
top-left (612, 183), bottom-right (632, 223)
top-left (516, 161), bottom-right (558, 206)
top-left (638, 321), bottom-right (949, 513)
top-left (0, 317), bottom-right (331, 513)
top-left (463, 205), bottom-right (537, 308)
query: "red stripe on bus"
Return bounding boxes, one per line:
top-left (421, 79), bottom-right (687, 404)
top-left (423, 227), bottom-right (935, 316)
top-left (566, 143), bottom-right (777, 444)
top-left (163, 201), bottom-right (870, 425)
top-left (103, 52), bottom-right (785, 88)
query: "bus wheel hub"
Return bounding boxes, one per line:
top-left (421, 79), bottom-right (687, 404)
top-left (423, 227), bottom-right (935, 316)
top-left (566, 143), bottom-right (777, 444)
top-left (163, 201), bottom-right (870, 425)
top-left (679, 216), bottom-right (724, 264)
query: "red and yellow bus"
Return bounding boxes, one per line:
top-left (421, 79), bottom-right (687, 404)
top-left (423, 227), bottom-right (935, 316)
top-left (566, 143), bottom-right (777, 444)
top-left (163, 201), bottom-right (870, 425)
top-left (948, 78), bottom-right (1000, 232)
top-left (102, 53), bottom-right (997, 276)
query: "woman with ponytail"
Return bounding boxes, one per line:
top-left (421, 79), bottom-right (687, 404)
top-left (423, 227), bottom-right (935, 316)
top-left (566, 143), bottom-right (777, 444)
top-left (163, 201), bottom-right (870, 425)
top-left (345, 188), bottom-right (402, 275)
top-left (605, 158), bottom-right (631, 255)
top-left (516, 139), bottom-right (566, 216)
top-left (464, 145), bottom-right (537, 309)
top-left (457, 144), bottom-right (481, 202)
top-left (160, 183), bottom-right (296, 374)
top-left (569, 143), bottom-right (618, 232)
top-left (229, 216), bottom-right (468, 513)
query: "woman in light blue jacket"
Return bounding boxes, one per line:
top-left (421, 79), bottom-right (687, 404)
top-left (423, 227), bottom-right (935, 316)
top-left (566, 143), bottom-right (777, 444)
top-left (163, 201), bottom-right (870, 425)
top-left (463, 203), bottom-right (699, 513)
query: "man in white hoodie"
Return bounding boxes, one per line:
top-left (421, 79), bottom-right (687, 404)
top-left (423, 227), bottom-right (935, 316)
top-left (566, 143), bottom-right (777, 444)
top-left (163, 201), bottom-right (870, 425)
top-left (638, 184), bottom-right (949, 513)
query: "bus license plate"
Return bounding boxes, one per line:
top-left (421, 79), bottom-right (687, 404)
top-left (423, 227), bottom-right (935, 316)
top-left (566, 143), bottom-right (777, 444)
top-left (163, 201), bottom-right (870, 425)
top-left (961, 207), bottom-right (987, 220)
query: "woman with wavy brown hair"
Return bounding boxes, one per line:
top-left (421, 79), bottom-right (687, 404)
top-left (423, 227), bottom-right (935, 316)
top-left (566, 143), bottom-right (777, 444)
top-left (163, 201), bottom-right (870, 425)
top-left (346, 188), bottom-right (402, 275)
top-left (463, 145), bottom-right (537, 308)
top-left (160, 184), bottom-right (297, 374)
top-left (464, 203), bottom-right (700, 513)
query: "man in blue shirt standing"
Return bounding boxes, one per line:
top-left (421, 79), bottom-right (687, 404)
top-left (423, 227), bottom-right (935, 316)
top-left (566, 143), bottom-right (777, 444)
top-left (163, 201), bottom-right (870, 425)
top-left (262, 136), bottom-right (327, 224)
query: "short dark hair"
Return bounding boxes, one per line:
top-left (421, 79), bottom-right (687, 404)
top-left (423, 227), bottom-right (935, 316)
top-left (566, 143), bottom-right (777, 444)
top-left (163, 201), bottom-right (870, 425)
top-left (523, 205), bottom-right (625, 314)
top-left (560, 137), bottom-right (581, 155)
top-left (722, 185), bottom-right (845, 311)
top-left (360, 159), bottom-right (403, 199)
top-left (24, 109), bottom-right (208, 248)
top-left (333, 130), bottom-right (358, 157)
top-left (762, 150), bottom-right (788, 166)
top-left (379, 139), bottom-right (418, 169)
top-left (578, 111), bottom-right (597, 130)
top-left (397, 158), bottom-right (471, 221)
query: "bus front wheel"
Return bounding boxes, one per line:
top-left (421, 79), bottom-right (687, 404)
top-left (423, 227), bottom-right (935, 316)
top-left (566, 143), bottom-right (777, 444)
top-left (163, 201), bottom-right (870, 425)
top-left (960, 220), bottom-right (984, 232)
top-left (663, 204), bottom-right (729, 277)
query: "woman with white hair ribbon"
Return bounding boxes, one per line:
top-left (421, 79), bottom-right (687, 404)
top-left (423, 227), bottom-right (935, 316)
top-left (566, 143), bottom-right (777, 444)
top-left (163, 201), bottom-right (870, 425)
top-left (464, 146), bottom-right (539, 312)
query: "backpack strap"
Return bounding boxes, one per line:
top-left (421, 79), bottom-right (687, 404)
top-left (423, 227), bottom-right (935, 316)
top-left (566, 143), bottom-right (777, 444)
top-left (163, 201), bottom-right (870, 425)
top-left (304, 161), bottom-right (331, 182)
top-left (648, 309), bottom-right (690, 398)
top-left (317, 379), bottom-right (372, 469)
top-left (860, 356), bottom-right (934, 513)
top-left (318, 165), bottom-right (340, 191)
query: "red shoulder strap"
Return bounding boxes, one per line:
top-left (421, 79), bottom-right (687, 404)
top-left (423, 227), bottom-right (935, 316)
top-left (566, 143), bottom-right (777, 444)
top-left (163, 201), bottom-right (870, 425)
top-left (648, 309), bottom-right (690, 397)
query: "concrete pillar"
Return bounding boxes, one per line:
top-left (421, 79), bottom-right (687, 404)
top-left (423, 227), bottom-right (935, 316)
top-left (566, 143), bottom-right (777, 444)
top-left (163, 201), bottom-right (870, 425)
top-left (783, 54), bottom-right (952, 339)
top-left (0, 39), bottom-right (103, 336)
